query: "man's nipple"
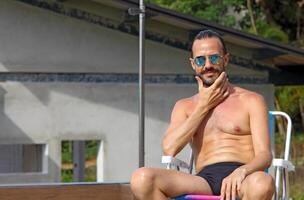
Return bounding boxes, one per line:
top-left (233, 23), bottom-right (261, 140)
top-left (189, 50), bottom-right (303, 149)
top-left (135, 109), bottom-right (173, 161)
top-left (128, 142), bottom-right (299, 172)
top-left (234, 126), bottom-right (241, 133)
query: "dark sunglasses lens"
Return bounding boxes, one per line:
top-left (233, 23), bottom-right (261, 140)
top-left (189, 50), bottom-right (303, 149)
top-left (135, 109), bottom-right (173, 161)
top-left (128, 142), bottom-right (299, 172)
top-left (210, 54), bottom-right (220, 65)
top-left (194, 56), bottom-right (205, 67)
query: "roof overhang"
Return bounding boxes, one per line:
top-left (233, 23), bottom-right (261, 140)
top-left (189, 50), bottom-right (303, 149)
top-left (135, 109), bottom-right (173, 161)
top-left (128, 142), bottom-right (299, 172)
top-left (17, 0), bottom-right (304, 85)
top-left (95, 0), bottom-right (304, 85)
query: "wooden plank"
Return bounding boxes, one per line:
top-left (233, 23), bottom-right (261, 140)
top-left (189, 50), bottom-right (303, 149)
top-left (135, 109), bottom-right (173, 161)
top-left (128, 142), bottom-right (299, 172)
top-left (0, 183), bottom-right (135, 200)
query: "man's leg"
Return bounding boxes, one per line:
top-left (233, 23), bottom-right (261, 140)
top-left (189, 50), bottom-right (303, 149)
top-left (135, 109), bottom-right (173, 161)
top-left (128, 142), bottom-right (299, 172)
top-left (239, 171), bottom-right (275, 200)
top-left (131, 167), bottom-right (213, 200)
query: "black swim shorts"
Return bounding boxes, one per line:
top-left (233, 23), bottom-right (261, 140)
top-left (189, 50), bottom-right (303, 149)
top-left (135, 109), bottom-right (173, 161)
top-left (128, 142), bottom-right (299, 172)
top-left (196, 162), bottom-right (244, 195)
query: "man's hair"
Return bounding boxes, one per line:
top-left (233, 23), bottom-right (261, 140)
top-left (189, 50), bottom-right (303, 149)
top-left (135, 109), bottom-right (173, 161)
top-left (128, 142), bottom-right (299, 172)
top-left (191, 29), bottom-right (227, 57)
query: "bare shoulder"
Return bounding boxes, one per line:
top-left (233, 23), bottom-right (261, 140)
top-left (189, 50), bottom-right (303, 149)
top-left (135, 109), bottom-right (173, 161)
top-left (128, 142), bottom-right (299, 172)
top-left (234, 86), bottom-right (267, 109)
top-left (175, 95), bottom-right (195, 108)
top-left (173, 95), bottom-right (196, 116)
top-left (168, 96), bottom-right (195, 125)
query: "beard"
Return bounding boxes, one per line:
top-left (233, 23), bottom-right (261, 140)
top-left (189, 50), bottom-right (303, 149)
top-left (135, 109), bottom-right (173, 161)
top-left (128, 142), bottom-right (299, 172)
top-left (196, 67), bottom-right (224, 87)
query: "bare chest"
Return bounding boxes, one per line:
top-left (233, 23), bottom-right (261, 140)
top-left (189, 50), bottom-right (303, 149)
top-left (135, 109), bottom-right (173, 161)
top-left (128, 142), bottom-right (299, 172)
top-left (188, 97), bottom-right (251, 138)
top-left (203, 105), bottom-right (250, 136)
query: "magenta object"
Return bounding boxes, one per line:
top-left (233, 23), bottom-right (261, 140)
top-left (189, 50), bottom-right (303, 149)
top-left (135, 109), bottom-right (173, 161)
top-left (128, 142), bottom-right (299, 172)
top-left (184, 195), bottom-right (221, 200)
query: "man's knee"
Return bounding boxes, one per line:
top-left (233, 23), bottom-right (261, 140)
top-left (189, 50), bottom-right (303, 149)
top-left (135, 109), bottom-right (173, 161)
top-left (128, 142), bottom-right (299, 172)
top-left (130, 167), bottom-right (156, 195)
top-left (244, 172), bottom-right (275, 199)
top-left (251, 172), bottom-right (275, 195)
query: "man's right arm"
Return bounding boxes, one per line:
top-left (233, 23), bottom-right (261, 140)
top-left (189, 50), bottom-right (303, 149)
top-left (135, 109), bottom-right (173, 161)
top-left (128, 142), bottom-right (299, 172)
top-left (162, 98), bottom-right (210, 156)
top-left (162, 72), bottom-right (229, 156)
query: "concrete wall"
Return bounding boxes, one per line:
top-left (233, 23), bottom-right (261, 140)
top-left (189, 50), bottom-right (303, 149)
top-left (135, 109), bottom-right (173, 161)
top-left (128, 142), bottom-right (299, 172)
top-left (0, 0), bottom-right (190, 74)
top-left (0, 0), bottom-right (274, 184)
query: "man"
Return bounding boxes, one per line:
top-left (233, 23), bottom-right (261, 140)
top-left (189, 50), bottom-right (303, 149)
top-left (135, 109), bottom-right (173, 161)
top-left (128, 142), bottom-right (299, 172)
top-left (131, 30), bottom-right (275, 200)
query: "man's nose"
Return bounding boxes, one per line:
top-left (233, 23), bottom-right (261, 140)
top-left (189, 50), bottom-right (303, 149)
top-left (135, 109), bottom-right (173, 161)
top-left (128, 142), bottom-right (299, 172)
top-left (204, 58), bottom-right (213, 69)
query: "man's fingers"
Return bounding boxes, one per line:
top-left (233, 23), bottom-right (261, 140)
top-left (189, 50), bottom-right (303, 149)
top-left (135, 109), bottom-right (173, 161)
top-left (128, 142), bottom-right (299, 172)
top-left (212, 72), bottom-right (226, 88)
top-left (220, 181), bottom-right (226, 200)
top-left (231, 181), bottom-right (237, 200)
top-left (237, 179), bottom-right (242, 194)
top-left (225, 181), bottom-right (231, 200)
top-left (221, 78), bottom-right (229, 94)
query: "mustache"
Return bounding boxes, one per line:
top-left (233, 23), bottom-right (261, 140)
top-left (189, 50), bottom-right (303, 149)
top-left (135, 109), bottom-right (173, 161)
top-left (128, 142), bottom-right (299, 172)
top-left (202, 67), bottom-right (222, 74)
top-left (196, 68), bottom-right (223, 77)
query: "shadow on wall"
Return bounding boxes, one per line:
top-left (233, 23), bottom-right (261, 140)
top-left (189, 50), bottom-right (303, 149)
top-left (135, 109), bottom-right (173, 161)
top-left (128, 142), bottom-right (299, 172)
top-left (0, 85), bottom-right (61, 184)
top-left (24, 82), bottom-right (194, 121)
top-left (0, 77), bottom-right (196, 182)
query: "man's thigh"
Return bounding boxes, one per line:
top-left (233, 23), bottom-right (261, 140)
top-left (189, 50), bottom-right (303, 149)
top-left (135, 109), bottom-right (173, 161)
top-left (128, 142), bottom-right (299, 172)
top-left (136, 167), bottom-right (213, 197)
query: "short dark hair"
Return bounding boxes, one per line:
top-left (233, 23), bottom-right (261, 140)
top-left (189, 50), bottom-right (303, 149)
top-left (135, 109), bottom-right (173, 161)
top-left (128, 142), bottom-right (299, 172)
top-left (191, 29), bottom-right (227, 57)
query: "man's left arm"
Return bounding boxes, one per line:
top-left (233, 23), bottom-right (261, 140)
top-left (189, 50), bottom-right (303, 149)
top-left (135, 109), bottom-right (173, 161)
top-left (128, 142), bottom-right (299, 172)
top-left (220, 93), bottom-right (272, 200)
top-left (240, 93), bottom-right (273, 174)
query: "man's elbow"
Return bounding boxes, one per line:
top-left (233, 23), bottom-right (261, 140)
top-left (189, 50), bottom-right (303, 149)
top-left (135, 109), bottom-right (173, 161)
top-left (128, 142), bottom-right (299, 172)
top-left (162, 145), bottom-right (175, 156)
top-left (162, 141), bottom-right (178, 156)
top-left (265, 151), bottom-right (273, 168)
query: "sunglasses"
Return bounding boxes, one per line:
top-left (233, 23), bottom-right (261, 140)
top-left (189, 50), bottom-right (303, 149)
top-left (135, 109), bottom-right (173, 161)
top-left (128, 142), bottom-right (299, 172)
top-left (192, 54), bottom-right (224, 67)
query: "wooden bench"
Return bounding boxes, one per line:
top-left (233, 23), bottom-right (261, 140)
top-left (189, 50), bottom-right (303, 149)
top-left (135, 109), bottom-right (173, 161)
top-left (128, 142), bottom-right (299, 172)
top-left (0, 182), bottom-right (135, 200)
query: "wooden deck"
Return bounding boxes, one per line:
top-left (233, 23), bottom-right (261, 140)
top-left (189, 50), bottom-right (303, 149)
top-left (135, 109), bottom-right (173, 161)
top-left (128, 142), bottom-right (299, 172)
top-left (0, 183), bottom-right (135, 200)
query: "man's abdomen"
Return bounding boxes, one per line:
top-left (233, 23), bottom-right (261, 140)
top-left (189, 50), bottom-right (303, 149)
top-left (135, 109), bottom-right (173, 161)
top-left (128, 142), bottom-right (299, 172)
top-left (194, 132), bottom-right (254, 172)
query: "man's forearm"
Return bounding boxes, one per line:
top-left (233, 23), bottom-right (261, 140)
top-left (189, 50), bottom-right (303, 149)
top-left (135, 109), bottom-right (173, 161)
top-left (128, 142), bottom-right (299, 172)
top-left (162, 104), bottom-right (209, 156)
top-left (162, 73), bottom-right (229, 156)
top-left (240, 151), bottom-right (273, 176)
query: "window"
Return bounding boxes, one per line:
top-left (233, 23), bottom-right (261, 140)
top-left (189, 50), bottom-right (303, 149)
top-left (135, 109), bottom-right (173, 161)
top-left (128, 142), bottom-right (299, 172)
top-left (0, 144), bottom-right (47, 173)
top-left (61, 140), bottom-right (102, 182)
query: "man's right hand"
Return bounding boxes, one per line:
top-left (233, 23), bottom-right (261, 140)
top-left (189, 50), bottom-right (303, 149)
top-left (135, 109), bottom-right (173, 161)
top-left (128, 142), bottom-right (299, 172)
top-left (195, 72), bottom-right (229, 110)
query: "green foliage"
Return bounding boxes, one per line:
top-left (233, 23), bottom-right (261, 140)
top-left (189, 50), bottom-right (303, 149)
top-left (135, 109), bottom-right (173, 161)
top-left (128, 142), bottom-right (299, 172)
top-left (146, 0), bottom-right (303, 46)
top-left (291, 183), bottom-right (304, 200)
top-left (62, 141), bottom-right (72, 163)
top-left (251, 18), bottom-right (289, 43)
top-left (275, 86), bottom-right (304, 120)
top-left (85, 140), bottom-right (99, 160)
top-left (258, 0), bottom-right (302, 42)
top-left (243, 10), bottom-right (289, 43)
top-left (276, 132), bottom-right (304, 145)
top-left (61, 167), bottom-right (97, 182)
top-left (262, 26), bottom-right (289, 43)
top-left (61, 169), bottom-right (73, 182)
top-left (85, 166), bottom-right (97, 182)
top-left (147, 0), bottom-right (244, 27)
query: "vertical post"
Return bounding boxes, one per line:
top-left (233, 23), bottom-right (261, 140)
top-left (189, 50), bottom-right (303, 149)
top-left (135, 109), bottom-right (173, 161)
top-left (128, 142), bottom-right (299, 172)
top-left (73, 141), bottom-right (85, 182)
top-left (128, 0), bottom-right (146, 168)
top-left (138, 0), bottom-right (145, 168)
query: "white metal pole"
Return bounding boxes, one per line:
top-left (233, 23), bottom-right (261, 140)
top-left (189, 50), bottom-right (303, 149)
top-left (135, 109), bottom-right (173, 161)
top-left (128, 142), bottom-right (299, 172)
top-left (128, 0), bottom-right (146, 168)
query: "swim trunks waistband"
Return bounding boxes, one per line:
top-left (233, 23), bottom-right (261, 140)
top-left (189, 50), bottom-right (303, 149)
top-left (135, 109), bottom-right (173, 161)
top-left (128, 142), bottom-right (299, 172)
top-left (202, 162), bottom-right (245, 169)
top-left (196, 162), bottom-right (244, 195)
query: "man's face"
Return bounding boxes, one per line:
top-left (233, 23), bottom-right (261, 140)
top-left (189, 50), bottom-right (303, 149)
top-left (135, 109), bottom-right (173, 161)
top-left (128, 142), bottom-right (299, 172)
top-left (190, 37), bottom-right (229, 87)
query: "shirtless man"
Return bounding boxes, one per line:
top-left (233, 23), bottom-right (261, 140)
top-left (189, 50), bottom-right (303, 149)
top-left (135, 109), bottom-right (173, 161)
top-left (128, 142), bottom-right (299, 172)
top-left (130, 30), bottom-right (275, 200)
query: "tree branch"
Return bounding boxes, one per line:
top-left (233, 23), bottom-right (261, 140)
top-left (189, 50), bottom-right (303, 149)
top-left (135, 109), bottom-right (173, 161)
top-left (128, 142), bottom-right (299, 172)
top-left (247, 0), bottom-right (258, 34)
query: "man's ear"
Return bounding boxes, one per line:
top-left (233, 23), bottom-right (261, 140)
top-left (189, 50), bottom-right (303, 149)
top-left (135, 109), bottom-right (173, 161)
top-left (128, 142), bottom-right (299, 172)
top-left (189, 58), bottom-right (196, 71)
top-left (224, 53), bottom-right (230, 67)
